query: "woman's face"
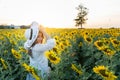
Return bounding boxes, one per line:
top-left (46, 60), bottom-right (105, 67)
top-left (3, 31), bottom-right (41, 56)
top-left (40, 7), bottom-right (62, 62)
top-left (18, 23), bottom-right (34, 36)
top-left (36, 31), bottom-right (44, 43)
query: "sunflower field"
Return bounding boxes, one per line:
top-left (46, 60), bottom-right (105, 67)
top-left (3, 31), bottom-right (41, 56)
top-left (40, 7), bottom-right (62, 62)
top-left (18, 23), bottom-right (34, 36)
top-left (0, 28), bottom-right (120, 80)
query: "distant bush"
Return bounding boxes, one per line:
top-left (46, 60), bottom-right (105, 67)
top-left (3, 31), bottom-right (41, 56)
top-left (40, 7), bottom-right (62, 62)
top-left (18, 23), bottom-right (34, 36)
top-left (0, 25), bottom-right (30, 29)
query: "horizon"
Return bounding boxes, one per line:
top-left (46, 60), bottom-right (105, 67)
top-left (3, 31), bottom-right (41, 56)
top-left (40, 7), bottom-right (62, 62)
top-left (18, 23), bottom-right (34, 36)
top-left (0, 0), bottom-right (120, 28)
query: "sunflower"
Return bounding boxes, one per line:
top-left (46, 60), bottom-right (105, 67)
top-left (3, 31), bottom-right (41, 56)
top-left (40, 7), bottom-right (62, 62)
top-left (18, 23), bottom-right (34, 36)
top-left (94, 40), bottom-right (106, 50)
top-left (84, 35), bottom-right (93, 44)
top-left (102, 38), bottom-right (110, 46)
top-left (59, 42), bottom-right (65, 51)
top-left (0, 36), bottom-right (4, 40)
top-left (52, 46), bottom-right (58, 53)
top-left (10, 40), bottom-right (17, 45)
top-left (63, 40), bottom-right (71, 46)
top-left (55, 40), bottom-right (60, 45)
top-left (11, 48), bottom-right (22, 59)
top-left (102, 47), bottom-right (116, 56)
top-left (52, 46), bottom-right (61, 55)
top-left (22, 63), bottom-right (35, 74)
top-left (93, 65), bottom-right (107, 76)
top-left (22, 63), bottom-right (40, 80)
top-left (19, 47), bottom-right (27, 53)
top-left (110, 38), bottom-right (120, 49)
top-left (45, 51), bottom-right (60, 64)
top-left (93, 65), bottom-right (117, 80)
top-left (104, 72), bottom-right (118, 80)
top-left (71, 64), bottom-right (82, 75)
top-left (54, 35), bottom-right (59, 40)
top-left (84, 31), bottom-right (89, 36)
top-left (0, 58), bottom-right (7, 69)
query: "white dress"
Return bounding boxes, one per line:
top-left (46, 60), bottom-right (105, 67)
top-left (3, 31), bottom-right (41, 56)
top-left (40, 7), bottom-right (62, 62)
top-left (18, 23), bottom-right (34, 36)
top-left (24, 39), bottom-right (56, 80)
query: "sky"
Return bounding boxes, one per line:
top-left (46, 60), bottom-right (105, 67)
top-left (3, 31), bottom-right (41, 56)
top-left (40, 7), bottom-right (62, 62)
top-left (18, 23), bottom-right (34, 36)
top-left (0, 0), bottom-right (120, 28)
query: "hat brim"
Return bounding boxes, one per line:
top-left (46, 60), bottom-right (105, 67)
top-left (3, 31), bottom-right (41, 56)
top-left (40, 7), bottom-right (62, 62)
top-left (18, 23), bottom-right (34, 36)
top-left (28, 25), bottom-right (39, 47)
top-left (24, 21), bottom-right (40, 48)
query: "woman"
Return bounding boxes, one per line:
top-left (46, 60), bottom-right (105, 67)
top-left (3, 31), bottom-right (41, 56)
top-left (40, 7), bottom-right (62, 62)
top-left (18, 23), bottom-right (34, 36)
top-left (24, 21), bottom-right (56, 80)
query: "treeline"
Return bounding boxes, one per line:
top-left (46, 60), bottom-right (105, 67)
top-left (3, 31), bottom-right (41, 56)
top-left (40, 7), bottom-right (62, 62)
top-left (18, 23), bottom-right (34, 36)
top-left (0, 25), bottom-right (29, 29)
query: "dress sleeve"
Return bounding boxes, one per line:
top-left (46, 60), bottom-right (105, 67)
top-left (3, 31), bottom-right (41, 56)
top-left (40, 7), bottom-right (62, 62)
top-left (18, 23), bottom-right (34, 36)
top-left (41, 38), bottom-right (56, 51)
top-left (33, 39), bottom-right (56, 52)
top-left (24, 40), bottom-right (31, 50)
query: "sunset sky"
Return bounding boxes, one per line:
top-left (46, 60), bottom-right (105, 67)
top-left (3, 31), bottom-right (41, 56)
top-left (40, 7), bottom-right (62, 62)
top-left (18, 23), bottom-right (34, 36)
top-left (0, 0), bottom-right (120, 28)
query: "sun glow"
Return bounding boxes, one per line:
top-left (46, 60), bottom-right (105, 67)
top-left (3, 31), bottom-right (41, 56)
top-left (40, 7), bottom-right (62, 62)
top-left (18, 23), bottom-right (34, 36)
top-left (0, 0), bottom-right (120, 28)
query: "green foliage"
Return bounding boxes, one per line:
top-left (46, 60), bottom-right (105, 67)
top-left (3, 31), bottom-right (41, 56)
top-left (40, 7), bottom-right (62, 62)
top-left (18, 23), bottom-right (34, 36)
top-left (49, 35), bottom-right (120, 80)
top-left (1, 29), bottom-right (120, 80)
top-left (0, 35), bottom-right (29, 80)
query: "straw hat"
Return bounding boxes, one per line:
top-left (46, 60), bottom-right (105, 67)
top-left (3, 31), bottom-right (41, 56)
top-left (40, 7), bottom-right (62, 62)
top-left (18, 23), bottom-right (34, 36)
top-left (24, 21), bottom-right (39, 48)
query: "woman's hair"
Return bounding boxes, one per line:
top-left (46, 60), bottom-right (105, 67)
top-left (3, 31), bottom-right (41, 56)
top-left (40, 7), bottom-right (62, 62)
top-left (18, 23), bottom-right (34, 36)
top-left (28, 49), bottom-right (32, 57)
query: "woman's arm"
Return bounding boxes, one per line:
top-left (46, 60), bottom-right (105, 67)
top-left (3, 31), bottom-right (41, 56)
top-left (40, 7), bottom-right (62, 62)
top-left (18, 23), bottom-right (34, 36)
top-left (33, 26), bottom-right (56, 51)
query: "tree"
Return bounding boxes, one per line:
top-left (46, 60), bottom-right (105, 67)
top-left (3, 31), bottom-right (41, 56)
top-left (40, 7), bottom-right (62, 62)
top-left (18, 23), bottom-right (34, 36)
top-left (74, 4), bottom-right (88, 29)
